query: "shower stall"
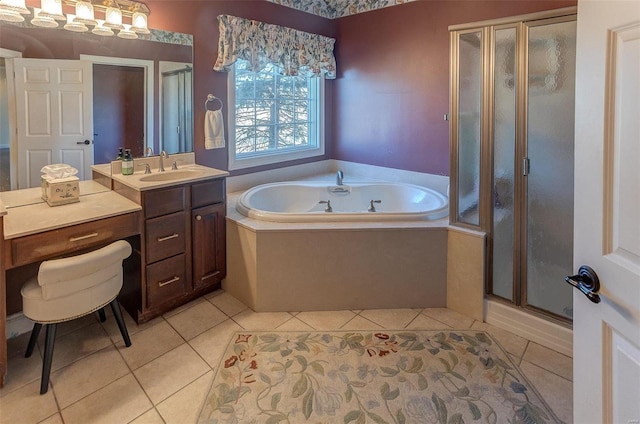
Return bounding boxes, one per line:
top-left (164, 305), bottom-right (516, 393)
top-left (161, 65), bottom-right (193, 153)
top-left (449, 8), bottom-right (577, 322)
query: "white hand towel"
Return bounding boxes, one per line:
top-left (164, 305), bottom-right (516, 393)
top-left (205, 109), bottom-right (225, 149)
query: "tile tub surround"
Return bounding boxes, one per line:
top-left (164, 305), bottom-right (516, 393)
top-left (225, 194), bottom-right (448, 312)
top-left (224, 160), bottom-right (451, 312)
top-left (0, 291), bottom-right (574, 424)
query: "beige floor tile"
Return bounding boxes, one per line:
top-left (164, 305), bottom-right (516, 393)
top-left (37, 413), bottom-right (63, 424)
top-left (523, 342), bottom-right (573, 381)
top-left (156, 371), bottom-right (214, 424)
top-left (165, 301), bottom-right (227, 341)
top-left (509, 353), bottom-right (523, 366)
top-left (101, 307), bottom-right (164, 342)
top-left (162, 297), bottom-right (205, 319)
top-left (359, 308), bottom-right (420, 329)
top-left (39, 322), bottom-right (112, 372)
top-left (276, 317), bottom-right (315, 331)
top-left (55, 314), bottom-right (102, 338)
top-left (203, 288), bottom-right (225, 300)
top-left (134, 343), bottom-right (209, 404)
top-left (0, 379), bottom-right (58, 424)
top-left (295, 310), bottom-right (356, 330)
top-left (519, 360), bottom-right (573, 424)
top-left (471, 321), bottom-right (529, 358)
top-left (340, 315), bottom-right (383, 330)
top-left (189, 319), bottom-right (243, 368)
top-left (232, 309), bottom-right (292, 330)
top-left (117, 320), bottom-right (184, 370)
top-left (206, 291), bottom-right (247, 317)
top-left (128, 408), bottom-right (165, 424)
top-left (421, 307), bottom-right (475, 329)
top-left (0, 333), bottom-right (43, 397)
top-left (60, 374), bottom-right (152, 424)
top-left (51, 345), bottom-right (129, 409)
top-left (405, 313), bottom-right (453, 330)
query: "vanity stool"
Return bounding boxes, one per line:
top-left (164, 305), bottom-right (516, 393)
top-left (20, 240), bottom-right (133, 394)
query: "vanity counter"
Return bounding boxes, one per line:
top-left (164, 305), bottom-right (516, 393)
top-left (0, 180), bottom-right (141, 239)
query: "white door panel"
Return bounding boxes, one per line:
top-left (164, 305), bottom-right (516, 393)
top-left (13, 58), bottom-right (93, 188)
top-left (573, 1), bottom-right (640, 423)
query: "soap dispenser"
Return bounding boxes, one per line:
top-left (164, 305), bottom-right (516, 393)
top-left (122, 149), bottom-right (134, 175)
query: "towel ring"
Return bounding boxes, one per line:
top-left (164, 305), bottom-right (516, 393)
top-left (205, 94), bottom-right (223, 111)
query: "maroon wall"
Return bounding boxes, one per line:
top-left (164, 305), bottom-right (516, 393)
top-left (333, 0), bottom-right (576, 176)
top-left (146, 0), bottom-right (335, 174)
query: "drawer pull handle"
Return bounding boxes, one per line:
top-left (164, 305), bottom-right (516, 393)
top-left (69, 233), bottom-right (99, 242)
top-left (157, 233), bottom-right (179, 242)
top-left (158, 276), bottom-right (180, 287)
top-left (195, 215), bottom-right (202, 221)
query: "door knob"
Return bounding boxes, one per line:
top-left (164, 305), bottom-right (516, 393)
top-left (77, 140), bottom-right (91, 145)
top-left (565, 265), bottom-right (601, 304)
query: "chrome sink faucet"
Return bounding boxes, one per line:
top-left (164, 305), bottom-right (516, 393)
top-left (159, 150), bottom-right (169, 172)
top-left (336, 170), bottom-right (344, 186)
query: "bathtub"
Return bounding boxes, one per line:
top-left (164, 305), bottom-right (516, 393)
top-left (236, 181), bottom-right (449, 222)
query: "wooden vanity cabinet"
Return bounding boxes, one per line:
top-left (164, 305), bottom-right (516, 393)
top-left (127, 177), bottom-right (226, 323)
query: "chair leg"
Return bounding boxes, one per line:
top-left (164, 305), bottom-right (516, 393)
top-left (98, 308), bottom-right (107, 322)
top-left (25, 323), bottom-right (42, 358)
top-left (109, 299), bottom-right (131, 347)
top-left (40, 323), bottom-right (57, 395)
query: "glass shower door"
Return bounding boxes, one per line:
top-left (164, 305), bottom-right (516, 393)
top-left (492, 27), bottom-right (517, 301)
top-left (525, 19), bottom-right (577, 319)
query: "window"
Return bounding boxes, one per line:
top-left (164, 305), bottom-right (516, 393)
top-left (228, 59), bottom-right (324, 170)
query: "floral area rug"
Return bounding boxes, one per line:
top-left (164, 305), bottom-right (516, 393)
top-left (198, 330), bottom-right (562, 424)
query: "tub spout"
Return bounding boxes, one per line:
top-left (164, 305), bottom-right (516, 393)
top-left (336, 170), bottom-right (344, 186)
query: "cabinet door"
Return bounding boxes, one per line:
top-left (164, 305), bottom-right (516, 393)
top-left (192, 203), bottom-right (226, 289)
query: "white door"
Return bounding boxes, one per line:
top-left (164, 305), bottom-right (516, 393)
top-left (13, 59), bottom-right (93, 188)
top-left (573, 1), bottom-right (640, 423)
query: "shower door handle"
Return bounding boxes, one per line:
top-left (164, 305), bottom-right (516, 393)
top-left (565, 265), bottom-right (601, 304)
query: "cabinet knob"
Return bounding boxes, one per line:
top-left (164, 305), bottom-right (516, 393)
top-left (195, 215), bottom-right (202, 221)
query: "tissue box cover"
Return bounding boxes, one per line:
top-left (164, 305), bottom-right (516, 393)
top-left (41, 176), bottom-right (80, 206)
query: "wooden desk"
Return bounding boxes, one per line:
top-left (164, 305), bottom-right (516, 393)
top-left (0, 182), bottom-right (142, 387)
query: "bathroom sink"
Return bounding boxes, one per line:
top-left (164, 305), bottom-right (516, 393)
top-left (139, 170), bottom-right (202, 182)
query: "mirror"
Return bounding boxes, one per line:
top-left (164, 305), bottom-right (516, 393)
top-left (0, 20), bottom-right (193, 190)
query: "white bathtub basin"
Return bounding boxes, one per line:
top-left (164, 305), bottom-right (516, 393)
top-left (236, 181), bottom-right (448, 222)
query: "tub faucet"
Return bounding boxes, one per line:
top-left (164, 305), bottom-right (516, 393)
top-left (159, 150), bottom-right (168, 172)
top-left (336, 170), bottom-right (344, 186)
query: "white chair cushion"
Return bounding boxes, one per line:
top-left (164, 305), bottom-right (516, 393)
top-left (21, 240), bottom-right (132, 323)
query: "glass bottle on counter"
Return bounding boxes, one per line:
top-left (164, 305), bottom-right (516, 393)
top-left (117, 147), bottom-right (124, 161)
top-left (122, 149), bottom-right (134, 175)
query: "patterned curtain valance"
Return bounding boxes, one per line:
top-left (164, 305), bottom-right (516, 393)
top-left (213, 15), bottom-right (337, 79)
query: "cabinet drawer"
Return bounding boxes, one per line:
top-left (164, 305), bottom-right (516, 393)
top-left (146, 254), bottom-right (186, 309)
top-left (144, 186), bottom-right (185, 219)
top-left (10, 212), bottom-right (139, 268)
top-left (191, 179), bottom-right (225, 208)
top-left (145, 212), bottom-right (186, 264)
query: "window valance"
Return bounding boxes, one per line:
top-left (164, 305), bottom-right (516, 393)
top-left (213, 15), bottom-right (337, 79)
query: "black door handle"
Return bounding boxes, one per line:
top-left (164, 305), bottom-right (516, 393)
top-left (76, 140), bottom-right (91, 145)
top-left (565, 265), bottom-right (601, 304)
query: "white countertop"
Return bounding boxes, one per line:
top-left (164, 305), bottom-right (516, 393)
top-left (0, 180), bottom-right (141, 239)
top-left (110, 164), bottom-right (229, 191)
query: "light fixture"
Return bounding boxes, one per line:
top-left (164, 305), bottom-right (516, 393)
top-left (31, 7), bottom-right (59, 27)
top-left (91, 19), bottom-right (114, 36)
top-left (103, 0), bottom-right (123, 29)
top-left (37, 0), bottom-right (66, 20)
top-left (117, 23), bottom-right (137, 39)
top-left (63, 13), bottom-right (88, 32)
top-left (73, 0), bottom-right (96, 26)
top-left (130, 4), bottom-right (148, 34)
top-left (0, 0), bottom-right (30, 22)
top-left (0, 0), bottom-right (150, 40)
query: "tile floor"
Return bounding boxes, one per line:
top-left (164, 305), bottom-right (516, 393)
top-left (0, 291), bottom-right (573, 424)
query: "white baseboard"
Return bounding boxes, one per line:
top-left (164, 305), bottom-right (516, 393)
top-left (484, 299), bottom-right (573, 357)
top-left (6, 312), bottom-right (33, 339)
